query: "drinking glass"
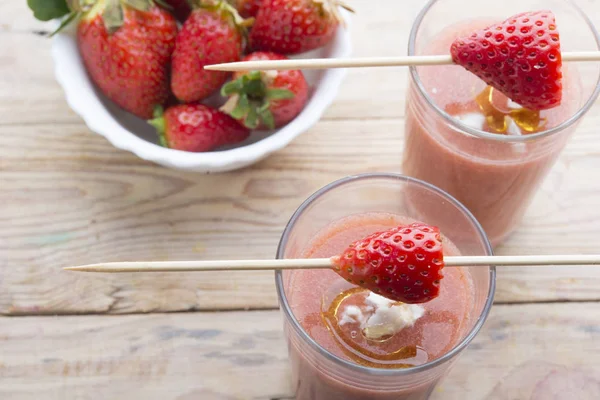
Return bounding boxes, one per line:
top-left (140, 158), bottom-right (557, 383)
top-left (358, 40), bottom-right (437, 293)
top-left (275, 173), bottom-right (496, 400)
top-left (402, 0), bottom-right (600, 247)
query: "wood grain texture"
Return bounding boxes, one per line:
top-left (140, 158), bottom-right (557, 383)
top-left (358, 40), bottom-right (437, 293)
top-left (0, 303), bottom-right (598, 399)
top-left (2, 0), bottom-right (600, 315)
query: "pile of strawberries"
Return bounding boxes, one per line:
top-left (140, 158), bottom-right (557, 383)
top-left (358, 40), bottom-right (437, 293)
top-left (29, 0), bottom-right (351, 152)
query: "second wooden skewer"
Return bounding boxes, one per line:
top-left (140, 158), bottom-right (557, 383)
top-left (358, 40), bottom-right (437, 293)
top-left (203, 51), bottom-right (600, 71)
top-left (64, 254), bottom-right (600, 273)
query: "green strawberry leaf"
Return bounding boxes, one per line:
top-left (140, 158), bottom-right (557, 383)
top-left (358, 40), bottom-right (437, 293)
top-left (27, 0), bottom-right (70, 21)
top-left (123, 0), bottom-right (151, 11)
top-left (221, 78), bottom-right (244, 96)
top-left (245, 106), bottom-right (259, 129)
top-left (158, 132), bottom-right (169, 148)
top-left (153, 0), bottom-right (173, 9)
top-left (103, 0), bottom-right (125, 33)
top-left (257, 100), bottom-right (270, 113)
top-left (230, 94), bottom-right (250, 119)
top-left (259, 109), bottom-right (275, 130)
top-left (148, 105), bottom-right (168, 147)
top-left (266, 88), bottom-right (295, 100)
top-left (153, 105), bottom-right (165, 119)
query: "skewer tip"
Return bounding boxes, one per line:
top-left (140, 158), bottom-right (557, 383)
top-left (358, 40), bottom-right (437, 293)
top-left (63, 266), bottom-right (85, 271)
top-left (64, 265), bottom-right (104, 272)
top-left (204, 64), bottom-right (225, 71)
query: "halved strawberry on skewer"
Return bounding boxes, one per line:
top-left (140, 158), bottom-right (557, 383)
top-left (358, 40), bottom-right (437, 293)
top-left (450, 10), bottom-right (563, 110)
top-left (332, 223), bottom-right (445, 304)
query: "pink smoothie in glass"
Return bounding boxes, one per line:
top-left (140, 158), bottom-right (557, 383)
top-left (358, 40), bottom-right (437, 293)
top-left (284, 212), bottom-right (474, 399)
top-left (402, 20), bottom-right (582, 246)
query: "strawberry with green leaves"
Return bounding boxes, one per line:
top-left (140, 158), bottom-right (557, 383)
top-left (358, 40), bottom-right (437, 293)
top-left (149, 104), bottom-right (250, 152)
top-left (171, 0), bottom-right (250, 103)
top-left (333, 223), bottom-right (445, 304)
top-left (220, 52), bottom-right (308, 130)
top-left (451, 10), bottom-right (563, 110)
top-left (249, 0), bottom-right (352, 55)
top-left (29, 0), bottom-right (178, 119)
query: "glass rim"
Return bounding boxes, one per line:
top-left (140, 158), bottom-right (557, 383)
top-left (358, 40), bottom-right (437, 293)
top-left (275, 173), bottom-right (497, 377)
top-left (408, 0), bottom-right (600, 143)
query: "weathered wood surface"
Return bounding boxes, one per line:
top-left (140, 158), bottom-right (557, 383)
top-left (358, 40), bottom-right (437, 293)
top-left (2, 1), bottom-right (600, 315)
top-left (2, 0), bottom-right (600, 398)
top-left (0, 303), bottom-right (598, 399)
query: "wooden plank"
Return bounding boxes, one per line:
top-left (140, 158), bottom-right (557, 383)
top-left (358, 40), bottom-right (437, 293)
top-left (3, 116), bottom-right (600, 315)
top-left (0, 119), bottom-right (402, 315)
top-left (0, 303), bottom-right (598, 399)
top-left (432, 302), bottom-right (600, 400)
top-left (0, 311), bottom-right (292, 400)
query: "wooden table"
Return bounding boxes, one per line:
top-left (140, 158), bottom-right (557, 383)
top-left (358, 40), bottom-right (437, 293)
top-left (2, 1), bottom-right (599, 398)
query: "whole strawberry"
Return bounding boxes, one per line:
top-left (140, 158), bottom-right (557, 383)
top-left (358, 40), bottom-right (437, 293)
top-left (250, 0), bottom-right (352, 55)
top-left (333, 223), bottom-right (445, 304)
top-left (220, 52), bottom-right (308, 129)
top-left (227, 0), bottom-right (262, 18)
top-left (171, 0), bottom-right (249, 103)
top-left (148, 104), bottom-right (250, 152)
top-left (75, 0), bottom-right (178, 119)
top-left (451, 10), bottom-right (562, 110)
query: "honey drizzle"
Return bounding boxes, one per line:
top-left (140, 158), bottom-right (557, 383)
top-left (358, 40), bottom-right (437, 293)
top-left (475, 86), bottom-right (547, 134)
top-left (320, 287), bottom-right (420, 369)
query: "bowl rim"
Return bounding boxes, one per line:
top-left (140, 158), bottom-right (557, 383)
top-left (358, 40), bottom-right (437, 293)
top-left (51, 11), bottom-right (353, 172)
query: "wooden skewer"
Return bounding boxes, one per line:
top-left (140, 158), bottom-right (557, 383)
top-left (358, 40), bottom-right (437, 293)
top-left (204, 51), bottom-right (600, 72)
top-left (64, 254), bottom-right (600, 273)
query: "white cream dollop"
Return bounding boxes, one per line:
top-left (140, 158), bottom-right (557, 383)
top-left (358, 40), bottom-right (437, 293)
top-left (337, 293), bottom-right (425, 340)
top-left (338, 305), bottom-right (366, 326)
top-left (455, 113), bottom-right (486, 130)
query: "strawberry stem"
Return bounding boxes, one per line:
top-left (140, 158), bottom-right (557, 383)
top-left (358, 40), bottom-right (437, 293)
top-left (313, 0), bottom-right (352, 27)
top-left (336, 1), bottom-right (354, 13)
top-left (49, 11), bottom-right (79, 36)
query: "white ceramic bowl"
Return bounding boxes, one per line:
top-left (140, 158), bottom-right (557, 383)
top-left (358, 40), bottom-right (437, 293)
top-left (51, 12), bottom-right (352, 173)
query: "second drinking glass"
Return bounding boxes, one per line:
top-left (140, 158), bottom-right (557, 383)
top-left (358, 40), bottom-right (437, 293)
top-left (402, 0), bottom-right (600, 247)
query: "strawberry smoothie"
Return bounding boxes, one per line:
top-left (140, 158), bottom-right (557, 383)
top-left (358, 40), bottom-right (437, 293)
top-left (402, 16), bottom-right (590, 246)
top-left (276, 174), bottom-right (494, 400)
top-left (283, 213), bottom-right (473, 399)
